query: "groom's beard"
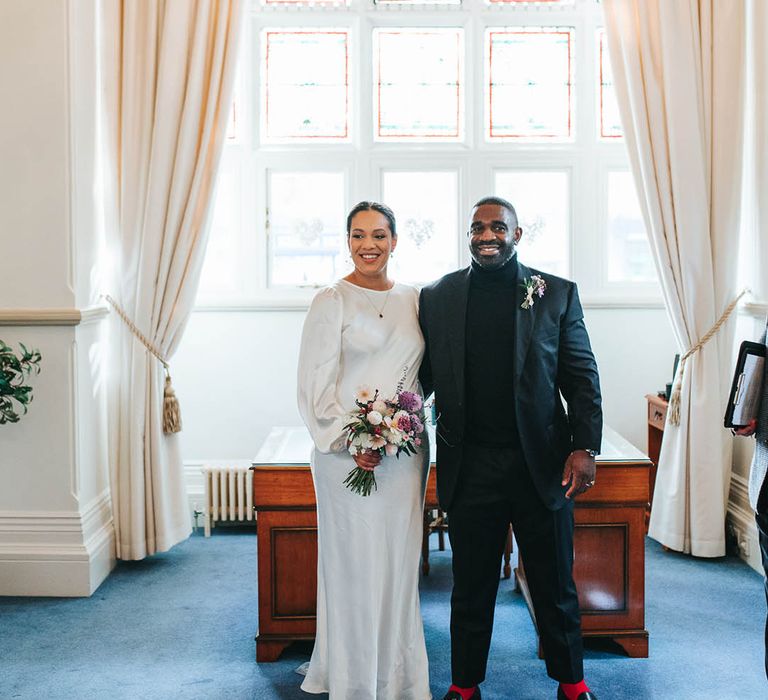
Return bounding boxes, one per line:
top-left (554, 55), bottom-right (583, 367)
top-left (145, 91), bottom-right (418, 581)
top-left (469, 241), bottom-right (516, 270)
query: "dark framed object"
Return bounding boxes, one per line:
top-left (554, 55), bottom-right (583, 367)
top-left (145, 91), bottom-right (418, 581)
top-left (724, 340), bottom-right (766, 428)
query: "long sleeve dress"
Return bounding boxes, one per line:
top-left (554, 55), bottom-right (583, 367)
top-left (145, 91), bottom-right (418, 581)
top-left (297, 279), bottom-right (431, 700)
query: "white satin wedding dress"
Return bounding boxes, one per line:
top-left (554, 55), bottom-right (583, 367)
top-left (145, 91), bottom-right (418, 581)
top-left (297, 279), bottom-right (431, 700)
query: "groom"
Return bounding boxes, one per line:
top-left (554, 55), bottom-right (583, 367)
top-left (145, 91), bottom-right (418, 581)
top-left (419, 196), bottom-right (602, 700)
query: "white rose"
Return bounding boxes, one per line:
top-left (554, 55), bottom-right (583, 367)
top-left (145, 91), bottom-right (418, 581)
top-left (367, 410), bottom-right (383, 426)
top-left (371, 399), bottom-right (388, 414)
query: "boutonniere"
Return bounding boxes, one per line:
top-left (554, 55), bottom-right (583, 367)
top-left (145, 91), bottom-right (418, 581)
top-left (520, 275), bottom-right (547, 310)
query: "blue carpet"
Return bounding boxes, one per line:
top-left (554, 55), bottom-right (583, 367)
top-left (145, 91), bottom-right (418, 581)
top-left (0, 530), bottom-right (765, 699)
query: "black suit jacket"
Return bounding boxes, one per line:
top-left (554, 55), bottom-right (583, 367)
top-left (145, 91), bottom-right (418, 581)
top-left (419, 260), bottom-right (602, 512)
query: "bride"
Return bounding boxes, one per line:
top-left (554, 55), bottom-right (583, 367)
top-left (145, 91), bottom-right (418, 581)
top-left (297, 201), bottom-right (431, 699)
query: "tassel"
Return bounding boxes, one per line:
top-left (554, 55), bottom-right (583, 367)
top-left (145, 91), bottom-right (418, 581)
top-left (668, 356), bottom-right (686, 427)
top-left (163, 372), bottom-right (182, 434)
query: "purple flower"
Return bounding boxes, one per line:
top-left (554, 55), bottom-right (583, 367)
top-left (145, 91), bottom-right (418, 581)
top-left (396, 413), bottom-right (412, 433)
top-left (411, 415), bottom-right (424, 435)
top-left (398, 391), bottom-right (423, 413)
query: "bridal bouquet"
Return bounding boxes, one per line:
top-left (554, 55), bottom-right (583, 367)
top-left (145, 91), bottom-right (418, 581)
top-left (342, 379), bottom-right (425, 497)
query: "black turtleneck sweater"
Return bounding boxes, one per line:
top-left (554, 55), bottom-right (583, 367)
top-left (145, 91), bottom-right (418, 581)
top-left (464, 257), bottom-right (521, 448)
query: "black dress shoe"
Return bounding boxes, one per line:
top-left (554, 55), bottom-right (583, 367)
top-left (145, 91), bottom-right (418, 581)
top-left (557, 688), bottom-right (598, 700)
top-left (441, 688), bottom-right (481, 700)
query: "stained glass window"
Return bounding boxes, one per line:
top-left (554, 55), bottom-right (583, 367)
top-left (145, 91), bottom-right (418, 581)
top-left (494, 170), bottom-right (570, 277)
top-left (486, 27), bottom-right (573, 140)
top-left (599, 29), bottom-right (623, 139)
top-left (268, 171), bottom-right (346, 287)
top-left (606, 171), bottom-right (655, 282)
top-left (381, 170), bottom-right (459, 283)
top-left (374, 28), bottom-right (464, 141)
top-left (262, 30), bottom-right (350, 143)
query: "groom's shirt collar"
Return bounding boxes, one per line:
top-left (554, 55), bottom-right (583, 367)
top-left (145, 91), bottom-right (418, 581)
top-left (469, 254), bottom-right (519, 290)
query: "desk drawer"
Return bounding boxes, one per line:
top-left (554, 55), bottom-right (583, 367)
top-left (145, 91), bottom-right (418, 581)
top-left (648, 400), bottom-right (667, 430)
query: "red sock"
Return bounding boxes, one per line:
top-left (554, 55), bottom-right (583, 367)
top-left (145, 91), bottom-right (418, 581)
top-left (559, 680), bottom-right (590, 700)
top-left (449, 685), bottom-right (476, 700)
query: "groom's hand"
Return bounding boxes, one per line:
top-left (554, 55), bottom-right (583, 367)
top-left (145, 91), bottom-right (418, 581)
top-left (353, 449), bottom-right (381, 472)
top-left (733, 419), bottom-right (758, 437)
top-left (562, 450), bottom-right (596, 499)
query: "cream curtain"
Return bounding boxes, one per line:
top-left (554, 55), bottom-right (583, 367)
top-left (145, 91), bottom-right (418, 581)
top-left (106, 0), bottom-right (243, 560)
top-left (748, 0), bottom-right (768, 302)
top-left (602, 0), bottom-right (746, 556)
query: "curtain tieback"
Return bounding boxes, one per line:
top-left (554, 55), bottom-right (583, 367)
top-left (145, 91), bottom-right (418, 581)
top-left (668, 288), bottom-right (750, 427)
top-left (104, 294), bottom-right (182, 434)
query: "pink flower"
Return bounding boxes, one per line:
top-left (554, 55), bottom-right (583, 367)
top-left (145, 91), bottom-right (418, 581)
top-left (385, 443), bottom-right (398, 457)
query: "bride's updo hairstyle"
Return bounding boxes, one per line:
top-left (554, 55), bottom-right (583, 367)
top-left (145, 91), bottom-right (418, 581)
top-left (346, 201), bottom-right (397, 239)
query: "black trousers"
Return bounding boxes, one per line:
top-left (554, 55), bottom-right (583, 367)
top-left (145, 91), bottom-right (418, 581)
top-left (447, 444), bottom-right (583, 687)
top-left (756, 475), bottom-right (768, 680)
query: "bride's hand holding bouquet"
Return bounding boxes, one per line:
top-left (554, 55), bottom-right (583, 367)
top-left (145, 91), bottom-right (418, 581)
top-left (343, 378), bottom-right (425, 497)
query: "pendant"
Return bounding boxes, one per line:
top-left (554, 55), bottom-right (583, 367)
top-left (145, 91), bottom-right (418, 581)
top-left (379, 313), bottom-right (383, 318)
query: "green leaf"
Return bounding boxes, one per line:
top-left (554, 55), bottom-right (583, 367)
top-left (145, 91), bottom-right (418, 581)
top-left (0, 341), bottom-right (41, 426)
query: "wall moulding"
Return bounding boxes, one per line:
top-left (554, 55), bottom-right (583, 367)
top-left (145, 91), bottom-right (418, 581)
top-left (742, 301), bottom-right (768, 318)
top-left (0, 305), bottom-right (109, 327)
top-left (727, 472), bottom-right (761, 573)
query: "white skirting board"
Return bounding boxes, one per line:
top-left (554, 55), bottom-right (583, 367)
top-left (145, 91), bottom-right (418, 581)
top-left (727, 473), bottom-right (762, 574)
top-left (0, 491), bottom-right (116, 597)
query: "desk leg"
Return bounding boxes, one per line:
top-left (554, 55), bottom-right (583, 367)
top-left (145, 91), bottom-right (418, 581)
top-left (422, 509), bottom-right (431, 576)
top-left (613, 635), bottom-right (649, 658)
top-left (256, 638), bottom-right (292, 662)
top-left (503, 525), bottom-right (513, 579)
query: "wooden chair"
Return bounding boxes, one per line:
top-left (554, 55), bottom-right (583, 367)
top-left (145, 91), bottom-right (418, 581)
top-left (422, 507), bottom-right (513, 578)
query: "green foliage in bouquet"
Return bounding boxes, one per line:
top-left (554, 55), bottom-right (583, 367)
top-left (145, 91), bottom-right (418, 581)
top-left (0, 340), bottom-right (42, 425)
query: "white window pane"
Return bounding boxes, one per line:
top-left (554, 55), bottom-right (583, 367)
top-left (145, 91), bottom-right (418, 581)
top-left (488, 0), bottom-right (571, 4)
top-left (197, 158), bottom-right (242, 300)
top-left (374, 29), bottom-right (464, 142)
top-left (226, 98), bottom-right (238, 142)
top-left (268, 172), bottom-right (346, 287)
top-left (262, 30), bottom-right (350, 143)
top-left (494, 171), bottom-right (569, 277)
top-left (486, 28), bottom-right (573, 140)
top-left (599, 29), bottom-right (623, 139)
top-left (263, 0), bottom-right (348, 5)
top-left (607, 171), bottom-right (656, 282)
top-left (382, 171), bottom-right (459, 284)
top-left (376, 0), bottom-right (461, 6)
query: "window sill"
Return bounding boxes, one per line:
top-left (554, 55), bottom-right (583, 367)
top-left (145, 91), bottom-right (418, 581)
top-left (192, 296), bottom-right (669, 313)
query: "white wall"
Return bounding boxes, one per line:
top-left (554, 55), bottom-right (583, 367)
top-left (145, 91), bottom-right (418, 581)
top-left (0, 0), bottom-right (113, 596)
top-left (0, 0), bottom-right (73, 308)
top-left (173, 304), bottom-right (678, 463)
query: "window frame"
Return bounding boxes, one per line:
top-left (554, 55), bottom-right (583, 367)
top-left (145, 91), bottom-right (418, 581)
top-left (194, 0), bottom-right (661, 311)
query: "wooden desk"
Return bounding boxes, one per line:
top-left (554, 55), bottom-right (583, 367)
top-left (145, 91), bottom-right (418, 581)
top-left (515, 428), bottom-right (650, 658)
top-left (251, 427), bottom-right (438, 662)
top-left (252, 426), bottom-right (650, 662)
top-left (645, 393), bottom-right (668, 515)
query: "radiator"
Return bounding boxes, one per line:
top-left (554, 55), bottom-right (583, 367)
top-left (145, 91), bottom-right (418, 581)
top-left (202, 465), bottom-right (254, 537)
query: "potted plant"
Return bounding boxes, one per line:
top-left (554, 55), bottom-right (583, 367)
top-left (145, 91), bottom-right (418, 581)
top-left (0, 341), bottom-right (42, 424)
